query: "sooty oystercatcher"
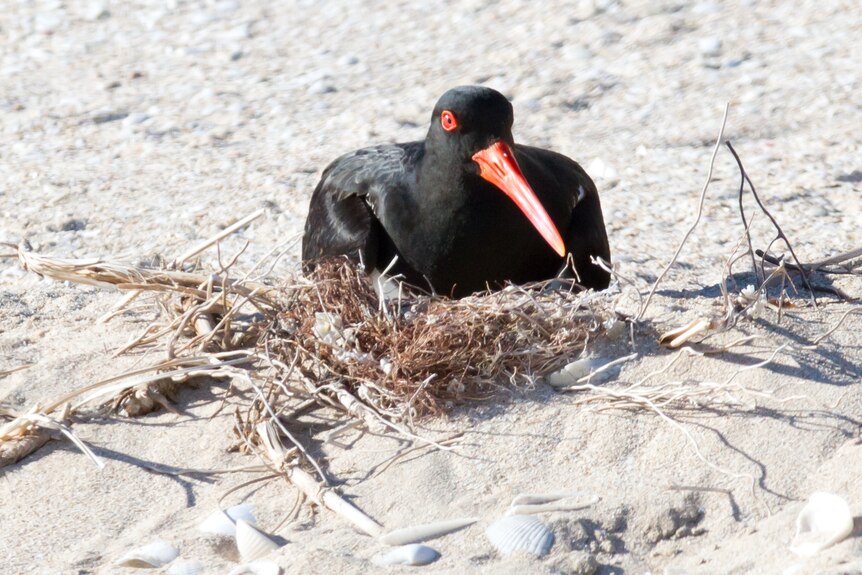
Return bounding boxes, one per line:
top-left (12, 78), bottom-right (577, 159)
top-left (302, 85), bottom-right (611, 297)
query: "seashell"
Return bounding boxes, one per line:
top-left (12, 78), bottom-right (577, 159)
top-left (167, 559), bottom-right (205, 575)
top-left (547, 357), bottom-right (616, 388)
top-left (659, 318), bottom-right (711, 348)
top-left (116, 540), bottom-right (179, 567)
top-left (313, 312), bottom-right (343, 341)
top-left (199, 503), bottom-right (257, 537)
top-left (373, 543), bottom-right (441, 566)
top-left (789, 492), bottom-right (853, 557)
top-left (228, 560), bottom-right (282, 575)
top-left (511, 491), bottom-right (591, 506)
top-left (236, 519), bottom-right (279, 562)
top-left (508, 492), bottom-right (600, 515)
top-left (485, 515), bottom-right (554, 557)
top-left (379, 517), bottom-right (478, 546)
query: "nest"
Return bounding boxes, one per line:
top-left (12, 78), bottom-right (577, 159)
top-left (268, 259), bottom-right (608, 421)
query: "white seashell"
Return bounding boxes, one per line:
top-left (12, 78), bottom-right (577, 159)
top-left (199, 503), bottom-right (257, 537)
top-left (511, 491), bottom-right (590, 506)
top-left (789, 492), bottom-right (853, 557)
top-left (116, 540), bottom-right (179, 567)
top-left (486, 515), bottom-right (554, 557)
top-left (167, 559), bottom-right (205, 575)
top-left (379, 517), bottom-right (478, 546)
top-left (313, 312), bottom-right (343, 340)
top-left (236, 519), bottom-right (279, 562)
top-left (228, 560), bottom-right (282, 575)
top-left (659, 318), bottom-right (710, 348)
top-left (373, 544), bottom-right (441, 566)
top-left (508, 492), bottom-right (600, 515)
top-left (548, 357), bottom-right (616, 388)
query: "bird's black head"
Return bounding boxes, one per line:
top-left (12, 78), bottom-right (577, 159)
top-left (427, 85), bottom-right (516, 160)
top-left (424, 85), bottom-right (566, 257)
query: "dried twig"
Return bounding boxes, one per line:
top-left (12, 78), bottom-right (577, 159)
top-left (725, 142), bottom-right (818, 307)
top-left (638, 102), bottom-right (730, 320)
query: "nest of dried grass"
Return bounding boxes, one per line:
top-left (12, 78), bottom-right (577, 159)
top-left (269, 259), bottom-right (607, 421)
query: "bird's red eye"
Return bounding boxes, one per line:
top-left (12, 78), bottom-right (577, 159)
top-left (441, 110), bottom-right (458, 132)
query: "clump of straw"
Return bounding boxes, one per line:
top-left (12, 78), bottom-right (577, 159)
top-left (263, 258), bottom-right (607, 421)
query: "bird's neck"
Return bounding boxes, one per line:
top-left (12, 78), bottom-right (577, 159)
top-left (418, 146), bottom-right (472, 210)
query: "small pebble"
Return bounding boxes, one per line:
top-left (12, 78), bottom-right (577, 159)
top-left (698, 37), bottom-right (722, 57)
top-left (123, 112), bottom-right (150, 126)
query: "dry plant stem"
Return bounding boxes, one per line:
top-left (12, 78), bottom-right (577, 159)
top-left (218, 473), bottom-right (284, 507)
top-left (0, 430), bottom-right (51, 467)
top-left (565, 344), bottom-right (799, 513)
top-left (64, 355), bottom-right (251, 412)
top-left (808, 308), bottom-right (862, 346)
top-left (1, 411), bottom-right (104, 468)
top-left (638, 102), bottom-right (730, 320)
top-left (114, 321), bottom-right (178, 357)
top-left (720, 214), bottom-right (759, 313)
top-left (244, 234), bottom-right (303, 283)
top-left (187, 287), bottom-right (265, 353)
top-left (725, 142), bottom-right (818, 307)
top-left (809, 246), bottom-right (862, 268)
top-left (0, 364), bottom-right (33, 378)
top-left (757, 251), bottom-right (843, 275)
top-left (171, 208), bottom-right (265, 268)
top-left (595, 256), bottom-right (643, 318)
top-left (242, 374), bottom-right (330, 484)
top-left (257, 422), bottom-right (383, 537)
top-left (98, 290), bottom-right (142, 323)
top-left (735, 151), bottom-right (761, 285)
top-left (17, 241), bottom-right (278, 303)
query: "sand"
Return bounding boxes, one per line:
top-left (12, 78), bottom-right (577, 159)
top-left (1, 0), bottom-right (861, 573)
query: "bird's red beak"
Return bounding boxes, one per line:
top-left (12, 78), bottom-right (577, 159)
top-left (472, 141), bottom-right (566, 257)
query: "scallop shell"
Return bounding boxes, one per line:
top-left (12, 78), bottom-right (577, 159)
top-left (485, 515), bottom-right (554, 557)
top-left (199, 503), bottom-right (257, 537)
top-left (116, 540), bottom-right (179, 567)
top-left (373, 544), bottom-right (441, 566)
top-left (228, 560), bottom-right (282, 575)
top-left (379, 517), bottom-right (477, 546)
top-left (236, 519), bottom-right (279, 562)
top-left (547, 357), bottom-right (615, 388)
top-left (789, 492), bottom-right (853, 557)
top-left (167, 559), bottom-right (205, 575)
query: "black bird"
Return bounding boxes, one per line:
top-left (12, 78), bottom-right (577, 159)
top-left (302, 85), bottom-right (610, 298)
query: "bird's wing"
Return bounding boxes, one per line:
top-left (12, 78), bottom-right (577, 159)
top-left (516, 144), bottom-right (611, 289)
top-left (301, 143), bottom-right (421, 271)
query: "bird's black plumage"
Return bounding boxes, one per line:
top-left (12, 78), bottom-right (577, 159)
top-left (302, 85), bottom-right (611, 298)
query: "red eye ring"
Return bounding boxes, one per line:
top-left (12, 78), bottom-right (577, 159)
top-left (441, 110), bottom-right (458, 132)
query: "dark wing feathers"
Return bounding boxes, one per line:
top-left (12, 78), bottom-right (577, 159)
top-left (516, 144), bottom-right (611, 289)
top-left (301, 144), bottom-right (420, 270)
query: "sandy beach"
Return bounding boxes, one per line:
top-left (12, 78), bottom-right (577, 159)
top-left (1, 1), bottom-right (861, 573)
